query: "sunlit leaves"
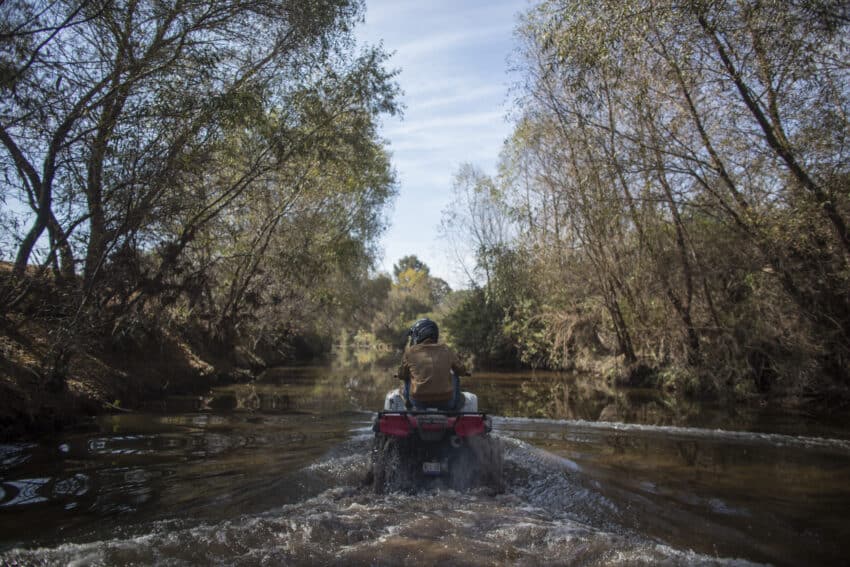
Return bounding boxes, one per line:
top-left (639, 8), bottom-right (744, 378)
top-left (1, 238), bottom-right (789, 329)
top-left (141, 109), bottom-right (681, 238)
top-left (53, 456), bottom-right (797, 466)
top-left (0, 0), bottom-right (400, 368)
top-left (462, 0), bottom-right (850, 391)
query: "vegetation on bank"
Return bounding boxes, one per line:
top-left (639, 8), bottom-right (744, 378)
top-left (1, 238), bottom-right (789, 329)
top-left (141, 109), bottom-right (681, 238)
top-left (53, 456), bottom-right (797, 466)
top-left (437, 0), bottom-right (850, 403)
top-left (346, 2), bottom-right (850, 408)
top-left (0, 0), bottom-right (399, 435)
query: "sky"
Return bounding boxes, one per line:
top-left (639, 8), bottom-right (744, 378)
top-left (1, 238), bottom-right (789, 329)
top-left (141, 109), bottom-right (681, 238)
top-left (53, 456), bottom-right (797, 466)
top-left (354, 0), bottom-right (527, 289)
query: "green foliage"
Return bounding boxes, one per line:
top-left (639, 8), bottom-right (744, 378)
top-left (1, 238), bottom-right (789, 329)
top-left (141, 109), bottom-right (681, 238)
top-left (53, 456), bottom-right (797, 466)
top-left (393, 255), bottom-right (429, 279)
top-left (443, 288), bottom-right (517, 368)
top-left (0, 0), bottom-right (400, 374)
top-left (351, 255), bottom-right (456, 350)
top-left (440, 0), bottom-right (850, 401)
top-left (502, 298), bottom-right (552, 369)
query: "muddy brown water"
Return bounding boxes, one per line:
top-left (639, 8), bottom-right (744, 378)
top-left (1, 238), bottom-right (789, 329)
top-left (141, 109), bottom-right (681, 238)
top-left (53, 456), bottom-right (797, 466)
top-left (1, 362), bottom-right (849, 565)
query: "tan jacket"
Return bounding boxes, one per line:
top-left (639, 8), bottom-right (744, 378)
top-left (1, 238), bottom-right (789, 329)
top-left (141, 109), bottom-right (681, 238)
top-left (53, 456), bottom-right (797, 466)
top-left (398, 341), bottom-right (467, 402)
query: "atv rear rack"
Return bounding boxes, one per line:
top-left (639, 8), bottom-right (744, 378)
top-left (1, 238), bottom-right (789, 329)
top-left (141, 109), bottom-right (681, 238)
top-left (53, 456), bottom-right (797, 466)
top-left (373, 411), bottom-right (492, 438)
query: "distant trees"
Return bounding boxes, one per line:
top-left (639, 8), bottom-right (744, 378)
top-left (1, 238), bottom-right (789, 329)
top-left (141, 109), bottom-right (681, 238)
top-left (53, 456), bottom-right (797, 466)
top-left (444, 0), bottom-right (850, 396)
top-left (440, 164), bottom-right (512, 290)
top-left (363, 255), bottom-right (452, 346)
top-left (0, 0), bottom-right (399, 378)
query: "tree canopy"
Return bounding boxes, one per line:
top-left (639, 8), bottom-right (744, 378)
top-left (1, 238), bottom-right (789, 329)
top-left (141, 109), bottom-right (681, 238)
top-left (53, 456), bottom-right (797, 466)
top-left (1, 0), bottom-right (400, 378)
top-left (441, 0), bottom-right (850, 394)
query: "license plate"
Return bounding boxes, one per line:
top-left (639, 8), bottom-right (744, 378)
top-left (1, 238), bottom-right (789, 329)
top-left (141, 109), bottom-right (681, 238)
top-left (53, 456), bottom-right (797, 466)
top-left (422, 461), bottom-right (442, 476)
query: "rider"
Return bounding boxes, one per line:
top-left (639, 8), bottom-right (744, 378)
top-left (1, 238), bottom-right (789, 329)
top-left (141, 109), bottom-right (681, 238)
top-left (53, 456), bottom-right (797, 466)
top-left (398, 318), bottom-right (467, 410)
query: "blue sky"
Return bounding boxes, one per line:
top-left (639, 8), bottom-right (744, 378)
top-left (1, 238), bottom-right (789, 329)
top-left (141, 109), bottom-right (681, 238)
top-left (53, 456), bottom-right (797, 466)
top-left (355, 0), bottom-right (526, 289)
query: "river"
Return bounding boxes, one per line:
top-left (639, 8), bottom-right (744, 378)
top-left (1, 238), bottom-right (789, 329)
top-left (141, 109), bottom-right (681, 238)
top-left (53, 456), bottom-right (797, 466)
top-left (1, 360), bottom-right (849, 565)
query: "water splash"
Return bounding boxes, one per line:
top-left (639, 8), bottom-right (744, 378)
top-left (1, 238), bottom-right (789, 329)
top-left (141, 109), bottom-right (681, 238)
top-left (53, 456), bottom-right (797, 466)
top-left (2, 433), bottom-right (767, 566)
top-left (495, 417), bottom-right (850, 454)
top-left (2, 487), bottom-right (764, 566)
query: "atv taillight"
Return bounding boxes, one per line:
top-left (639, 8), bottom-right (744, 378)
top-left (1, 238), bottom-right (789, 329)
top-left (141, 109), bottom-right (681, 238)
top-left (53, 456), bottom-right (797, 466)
top-left (454, 415), bottom-right (486, 437)
top-left (378, 414), bottom-right (411, 437)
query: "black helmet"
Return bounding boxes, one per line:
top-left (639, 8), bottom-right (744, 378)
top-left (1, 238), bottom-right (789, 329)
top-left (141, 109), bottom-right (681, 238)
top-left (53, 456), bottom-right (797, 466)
top-left (409, 318), bottom-right (439, 345)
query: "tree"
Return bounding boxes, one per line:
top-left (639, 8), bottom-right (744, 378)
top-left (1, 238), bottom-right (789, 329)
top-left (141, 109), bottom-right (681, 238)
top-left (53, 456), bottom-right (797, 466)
top-left (440, 164), bottom-right (512, 290)
top-left (393, 255), bottom-right (429, 280)
top-left (452, 0), bottom-right (850, 394)
top-left (365, 256), bottom-right (455, 346)
top-left (1, 0), bottom-right (393, 295)
top-left (0, 0), bottom-right (401, 385)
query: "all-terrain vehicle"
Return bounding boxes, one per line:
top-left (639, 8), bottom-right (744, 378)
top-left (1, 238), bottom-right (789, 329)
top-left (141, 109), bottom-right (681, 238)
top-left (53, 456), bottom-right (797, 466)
top-left (370, 387), bottom-right (503, 493)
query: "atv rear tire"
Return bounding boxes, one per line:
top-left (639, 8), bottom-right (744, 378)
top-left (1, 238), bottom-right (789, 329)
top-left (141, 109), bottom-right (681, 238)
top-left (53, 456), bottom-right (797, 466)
top-left (468, 435), bottom-right (504, 493)
top-left (371, 435), bottom-right (416, 494)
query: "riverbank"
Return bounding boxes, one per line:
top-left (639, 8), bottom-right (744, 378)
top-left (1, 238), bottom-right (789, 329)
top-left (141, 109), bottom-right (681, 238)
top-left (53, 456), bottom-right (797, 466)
top-left (5, 314), bottom-right (847, 442)
top-left (0, 309), bottom-right (261, 441)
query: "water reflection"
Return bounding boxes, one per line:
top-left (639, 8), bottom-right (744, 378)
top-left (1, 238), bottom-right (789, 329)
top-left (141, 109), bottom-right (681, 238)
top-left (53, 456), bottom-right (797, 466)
top-left (3, 429), bottom-right (825, 566)
top-left (473, 369), bottom-right (850, 438)
top-left (496, 419), bottom-right (850, 565)
top-left (0, 384), bottom-right (368, 549)
top-left (1, 360), bottom-right (849, 565)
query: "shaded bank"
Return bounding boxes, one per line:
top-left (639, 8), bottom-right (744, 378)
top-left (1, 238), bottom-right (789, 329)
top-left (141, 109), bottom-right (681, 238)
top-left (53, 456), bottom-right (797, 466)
top-left (0, 310), bottom-right (265, 440)
top-left (0, 271), bottom-right (317, 440)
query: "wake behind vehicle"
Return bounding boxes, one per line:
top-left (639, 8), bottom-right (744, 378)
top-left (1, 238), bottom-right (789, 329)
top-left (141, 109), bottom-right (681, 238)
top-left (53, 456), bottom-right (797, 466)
top-left (370, 388), bottom-right (503, 493)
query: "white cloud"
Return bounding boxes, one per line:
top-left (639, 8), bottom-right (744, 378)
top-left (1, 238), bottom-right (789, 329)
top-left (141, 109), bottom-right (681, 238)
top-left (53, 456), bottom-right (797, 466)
top-left (415, 84), bottom-right (506, 110)
top-left (391, 24), bottom-right (514, 61)
top-left (386, 110), bottom-right (505, 135)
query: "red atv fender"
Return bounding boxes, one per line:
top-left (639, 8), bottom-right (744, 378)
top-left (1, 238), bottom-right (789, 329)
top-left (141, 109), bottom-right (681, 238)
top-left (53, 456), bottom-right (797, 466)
top-left (373, 412), bottom-right (492, 439)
